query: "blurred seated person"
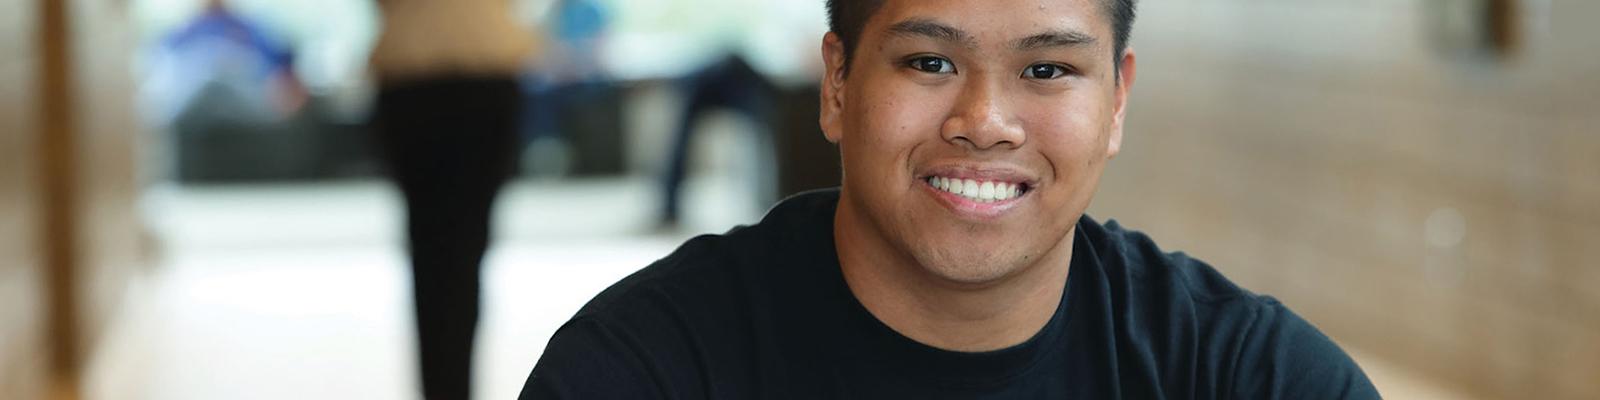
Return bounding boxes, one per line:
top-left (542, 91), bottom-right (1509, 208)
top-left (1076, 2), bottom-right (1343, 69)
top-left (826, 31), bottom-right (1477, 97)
top-left (143, 0), bottom-right (305, 126)
top-left (658, 54), bottom-right (781, 228)
top-left (520, 0), bottom-right (612, 175)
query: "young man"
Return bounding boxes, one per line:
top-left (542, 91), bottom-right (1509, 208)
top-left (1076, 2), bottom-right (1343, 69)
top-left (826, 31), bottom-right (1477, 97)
top-left (522, 0), bottom-right (1380, 398)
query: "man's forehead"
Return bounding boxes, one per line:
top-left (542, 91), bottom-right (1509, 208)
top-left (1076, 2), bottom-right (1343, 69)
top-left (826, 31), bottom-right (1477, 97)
top-left (872, 0), bottom-right (1109, 22)
top-left (885, 17), bottom-right (1098, 51)
top-left (867, 0), bottom-right (1109, 45)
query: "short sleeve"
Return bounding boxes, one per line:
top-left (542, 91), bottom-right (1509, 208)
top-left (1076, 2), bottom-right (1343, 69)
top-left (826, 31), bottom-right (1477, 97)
top-left (519, 318), bottom-right (665, 399)
top-left (1230, 299), bottom-right (1382, 399)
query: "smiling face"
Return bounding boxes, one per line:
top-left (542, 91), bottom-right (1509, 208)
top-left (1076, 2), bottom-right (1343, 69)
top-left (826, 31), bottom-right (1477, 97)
top-left (821, 0), bottom-right (1135, 285)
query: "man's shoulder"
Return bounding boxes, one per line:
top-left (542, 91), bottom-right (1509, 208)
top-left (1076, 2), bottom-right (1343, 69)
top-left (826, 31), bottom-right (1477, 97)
top-left (524, 233), bottom-right (748, 398)
top-left (570, 233), bottom-right (738, 319)
top-left (1077, 217), bottom-right (1380, 398)
top-left (571, 188), bottom-right (839, 321)
top-left (1079, 216), bottom-right (1262, 308)
top-left (523, 190), bottom-right (840, 398)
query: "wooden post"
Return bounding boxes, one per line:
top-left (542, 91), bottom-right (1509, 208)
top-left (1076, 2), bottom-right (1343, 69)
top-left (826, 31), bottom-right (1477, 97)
top-left (37, 0), bottom-right (81, 397)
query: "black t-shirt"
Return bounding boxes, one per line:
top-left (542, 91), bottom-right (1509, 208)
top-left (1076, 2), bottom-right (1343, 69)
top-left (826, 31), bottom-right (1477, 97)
top-left (521, 189), bottom-right (1380, 399)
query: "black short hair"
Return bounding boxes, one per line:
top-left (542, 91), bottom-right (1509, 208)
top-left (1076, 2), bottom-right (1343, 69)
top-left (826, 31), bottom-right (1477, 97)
top-left (825, 0), bottom-right (1137, 75)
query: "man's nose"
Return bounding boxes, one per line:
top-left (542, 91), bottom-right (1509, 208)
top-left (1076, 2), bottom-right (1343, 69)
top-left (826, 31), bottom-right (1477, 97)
top-left (940, 78), bottom-right (1026, 151)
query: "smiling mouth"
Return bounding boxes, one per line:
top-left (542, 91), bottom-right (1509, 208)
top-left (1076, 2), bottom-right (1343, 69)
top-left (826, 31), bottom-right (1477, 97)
top-left (923, 176), bottom-right (1031, 203)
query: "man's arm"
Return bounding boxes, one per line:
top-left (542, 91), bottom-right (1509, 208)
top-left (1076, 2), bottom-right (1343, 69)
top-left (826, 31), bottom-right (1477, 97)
top-left (1231, 299), bottom-right (1382, 399)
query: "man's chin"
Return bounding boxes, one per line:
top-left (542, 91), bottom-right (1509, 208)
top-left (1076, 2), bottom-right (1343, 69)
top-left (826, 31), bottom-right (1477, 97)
top-left (910, 248), bottom-right (1031, 288)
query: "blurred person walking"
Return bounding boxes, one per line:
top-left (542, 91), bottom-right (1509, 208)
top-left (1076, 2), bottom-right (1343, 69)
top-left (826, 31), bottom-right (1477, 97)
top-left (368, 1), bottom-right (538, 399)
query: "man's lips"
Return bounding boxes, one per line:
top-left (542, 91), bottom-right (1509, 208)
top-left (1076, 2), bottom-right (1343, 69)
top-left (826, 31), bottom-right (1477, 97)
top-left (914, 165), bottom-right (1039, 220)
top-left (916, 165), bottom-right (1038, 203)
top-left (923, 175), bottom-right (1028, 203)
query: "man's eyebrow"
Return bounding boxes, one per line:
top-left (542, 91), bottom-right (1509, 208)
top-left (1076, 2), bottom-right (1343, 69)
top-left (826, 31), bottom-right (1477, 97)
top-left (886, 18), bottom-right (975, 48)
top-left (1013, 30), bottom-right (1098, 51)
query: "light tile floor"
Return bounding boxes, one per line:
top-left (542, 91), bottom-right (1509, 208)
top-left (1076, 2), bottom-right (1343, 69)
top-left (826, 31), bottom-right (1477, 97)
top-left (85, 177), bottom-right (1472, 399)
top-left (89, 177), bottom-right (758, 400)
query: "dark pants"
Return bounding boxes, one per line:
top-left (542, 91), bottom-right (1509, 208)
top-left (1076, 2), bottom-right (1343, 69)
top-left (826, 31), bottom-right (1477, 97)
top-left (373, 77), bottom-right (521, 400)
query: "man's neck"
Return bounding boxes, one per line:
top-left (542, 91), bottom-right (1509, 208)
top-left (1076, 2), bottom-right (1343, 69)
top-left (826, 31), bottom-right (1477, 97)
top-left (833, 197), bottom-right (1074, 353)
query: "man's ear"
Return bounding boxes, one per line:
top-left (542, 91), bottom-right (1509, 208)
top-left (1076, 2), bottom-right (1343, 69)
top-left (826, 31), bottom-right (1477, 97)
top-left (819, 32), bottom-right (849, 144)
top-left (1107, 49), bottom-right (1136, 158)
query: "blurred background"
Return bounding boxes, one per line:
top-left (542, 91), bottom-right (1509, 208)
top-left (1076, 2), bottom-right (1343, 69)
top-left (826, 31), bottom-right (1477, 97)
top-left (0, 0), bottom-right (1595, 399)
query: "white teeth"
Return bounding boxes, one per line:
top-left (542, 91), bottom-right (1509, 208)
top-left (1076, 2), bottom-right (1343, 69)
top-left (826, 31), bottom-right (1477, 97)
top-left (927, 176), bottom-right (1024, 203)
top-left (961, 179), bottom-right (979, 199)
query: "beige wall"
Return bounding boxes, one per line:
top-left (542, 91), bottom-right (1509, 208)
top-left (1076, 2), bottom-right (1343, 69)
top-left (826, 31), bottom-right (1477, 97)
top-left (68, 0), bottom-right (145, 358)
top-left (1090, 1), bottom-right (1598, 399)
top-left (0, 0), bottom-right (46, 397)
top-left (1, 0), bottom-right (143, 398)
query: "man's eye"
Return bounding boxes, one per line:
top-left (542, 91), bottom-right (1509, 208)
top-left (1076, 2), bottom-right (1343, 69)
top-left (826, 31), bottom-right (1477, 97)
top-left (908, 56), bottom-right (955, 74)
top-left (1023, 64), bottom-right (1070, 80)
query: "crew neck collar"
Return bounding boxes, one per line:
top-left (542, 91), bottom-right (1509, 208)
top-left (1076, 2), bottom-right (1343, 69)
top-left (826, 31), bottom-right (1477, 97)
top-left (778, 188), bottom-right (1101, 386)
